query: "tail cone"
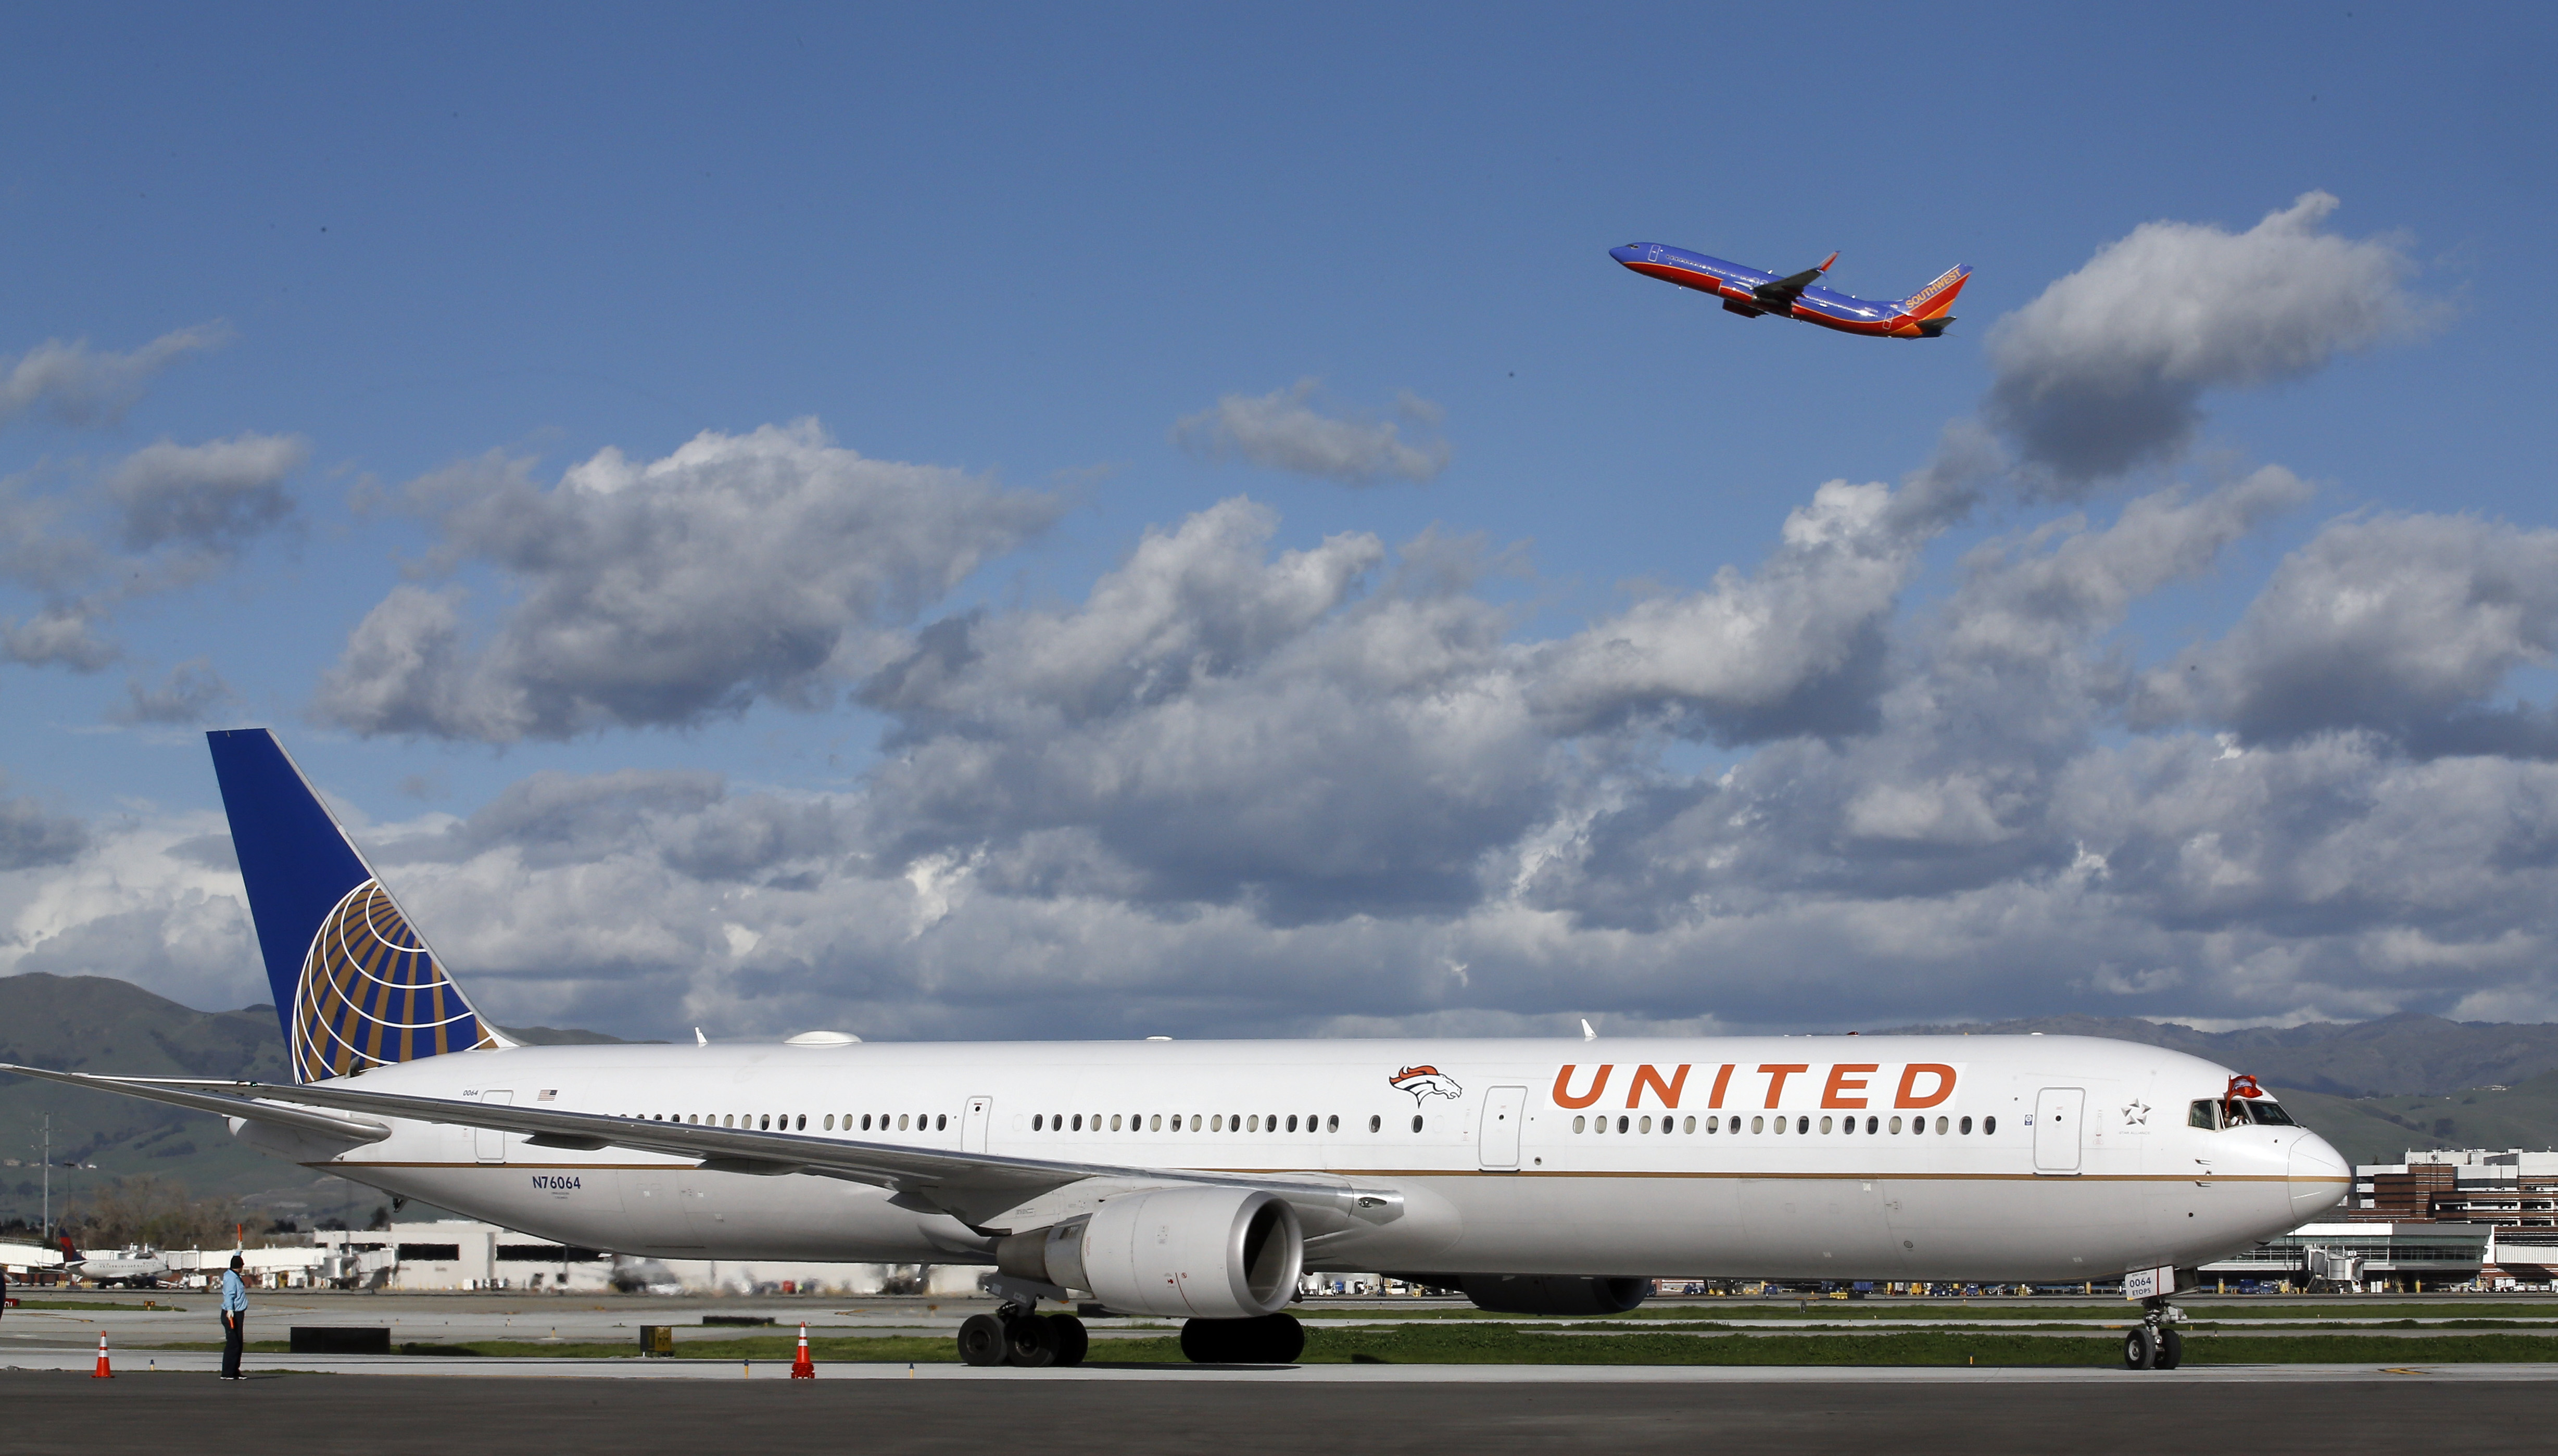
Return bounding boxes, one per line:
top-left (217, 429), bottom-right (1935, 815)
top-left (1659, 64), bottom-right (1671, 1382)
top-left (790, 1321), bottom-right (815, 1379)
top-left (93, 1331), bottom-right (114, 1378)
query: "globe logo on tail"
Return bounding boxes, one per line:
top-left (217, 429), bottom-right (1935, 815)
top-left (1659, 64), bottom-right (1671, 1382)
top-left (1389, 1065), bottom-right (1463, 1103)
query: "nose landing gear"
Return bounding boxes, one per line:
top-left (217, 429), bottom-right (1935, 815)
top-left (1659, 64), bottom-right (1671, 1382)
top-left (2121, 1297), bottom-right (2185, 1370)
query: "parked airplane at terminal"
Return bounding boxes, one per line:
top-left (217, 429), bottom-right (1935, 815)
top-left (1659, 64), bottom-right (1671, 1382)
top-left (3, 730), bottom-right (2348, 1369)
top-left (52, 1238), bottom-right (170, 1288)
top-left (1611, 242), bottom-right (1970, 337)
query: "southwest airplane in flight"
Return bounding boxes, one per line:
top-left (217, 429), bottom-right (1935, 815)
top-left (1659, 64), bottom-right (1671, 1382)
top-left (5, 731), bottom-right (2347, 1370)
top-left (1611, 242), bottom-right (1971, 338)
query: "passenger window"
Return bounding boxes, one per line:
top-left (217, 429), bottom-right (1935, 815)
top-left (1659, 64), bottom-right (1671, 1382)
top-left (1148, 1114), bottom-right (1161, 1131)
top-left (1935, 1117), bottom-right (1949, 1134)
top-left (936, 1113), bottom-right (947, 1131)
top-left (796, 1114), bottom-right (806, 1131)
top-left (1959, 1116), bottom-right (1973, 1134)
top-left (1983, 1116), bottom-right (1997, 1135)
top-left (1706, 1116), bottom-right (1719, 1133)
top-left (1819, 1116), bottom-right (1832, 1134)
top-left (1327, 1115), bottom-right (1340, 1133)
top-left (1248, 1115), bottom-right (1260, 1132)
top-left (1573, 1116), bottom-right (1586, 1133)
top-left (1796, 1116), bottom-right (1809, 1134)
top-left (1369, 1115), bottom-right (1382, 1133)
top-left (897, 1114), bottom-right (909, 1131)
top-left (1887, 1116), bottom-right (1901, 1134)
top-left (1682, 1116), bottom-right (1695, 1133)
top-left (1072, 1114), bottom-right (1083, 1131)
top-left (1410, 1115), bottom-right (1423, 1133)
top-left (1642, 1116), bottom-right (1655, 1134)
top-left (1032, 1115), bottom-right (1043, 1131)
top-left (1750, 1116), bottom-right (1763, 1133)
top-left (1110, 1115), bottom-right (1123, 1131)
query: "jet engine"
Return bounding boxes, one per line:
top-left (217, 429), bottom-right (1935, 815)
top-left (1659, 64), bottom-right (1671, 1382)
top-left (996, 1186), bottom-right (1303, 1320)
top-left (1438, 1273), bottom-right (1650, 1316)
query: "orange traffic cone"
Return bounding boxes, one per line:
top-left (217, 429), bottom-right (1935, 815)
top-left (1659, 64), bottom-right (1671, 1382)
top-left (790, 1321), bottom-right (815, 1379)
top-left (92, 1331), bottom-right (114, 1378)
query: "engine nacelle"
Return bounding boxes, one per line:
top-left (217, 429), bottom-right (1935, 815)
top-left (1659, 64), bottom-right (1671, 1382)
top-left (1446, 1274), bottom-right (1649, 1316)
top-left (996, 1187), bottom-right (1302, 1320)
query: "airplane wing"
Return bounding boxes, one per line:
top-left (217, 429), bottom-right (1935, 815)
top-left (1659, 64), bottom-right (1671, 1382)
top-left (0, 1064), bottom-right (393, 1145)
top-left (0, 1063), bottom-right (1404, 1235)
top-left (1751, 251), bottom-right (1838, 312)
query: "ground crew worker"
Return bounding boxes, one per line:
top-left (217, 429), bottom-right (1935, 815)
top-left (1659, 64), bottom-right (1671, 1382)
top-left (219, 1254), bottom-right (247, 1380)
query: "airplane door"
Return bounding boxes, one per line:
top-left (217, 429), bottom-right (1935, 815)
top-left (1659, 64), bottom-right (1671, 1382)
top-left (2033, 1087), bottom-right (2084, 1173)
top-left (963, 1096), bottom-right (992, 1154)
top-left (475, 1090), bottom-right (512, 1163)
top-left (1478, 1086), bottom-right (1527, 1170)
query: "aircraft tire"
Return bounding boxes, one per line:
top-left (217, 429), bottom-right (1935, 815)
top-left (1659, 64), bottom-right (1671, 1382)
top-left (1048, 1315), bottom-right (1089, 1368)
top-left (2120, 1326), bottom-right (2156, 1370)
top-left (1251, 1312), bottom-right (1305, 1363)
top-left (2154, 1328), bottom-right (2182, 1370)
top-left (1004, 1311), bottom-right (1059, 1368)
top-left (1178, 1318), bottom-right (1232, 1363)
top-left (957, 1313), bottom-right (1009, 1367)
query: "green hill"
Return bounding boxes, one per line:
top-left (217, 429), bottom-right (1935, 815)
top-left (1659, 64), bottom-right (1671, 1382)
top-left (0, 972), bottom-right (626, 1232)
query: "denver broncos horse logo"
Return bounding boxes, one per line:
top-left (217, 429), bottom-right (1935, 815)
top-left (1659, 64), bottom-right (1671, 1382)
top-left (1390, 1065), bottom-right (1463, 1103)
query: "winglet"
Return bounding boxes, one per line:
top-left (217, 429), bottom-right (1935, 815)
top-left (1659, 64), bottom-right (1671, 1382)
top-left (1816, 251), bottom-right (1837, 274)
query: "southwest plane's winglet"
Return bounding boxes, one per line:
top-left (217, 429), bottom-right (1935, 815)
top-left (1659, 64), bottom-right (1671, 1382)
top-left (1816, 251), bottom-right (1838, 273)
top-left (206, 729), bottom-right (507, 1082)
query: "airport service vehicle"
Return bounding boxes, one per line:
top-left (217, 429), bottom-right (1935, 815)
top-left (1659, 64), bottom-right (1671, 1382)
top-left (1611, 242), bottom-right (1970, 337)
top-left (6, 730), bottom-right (2348, 1369)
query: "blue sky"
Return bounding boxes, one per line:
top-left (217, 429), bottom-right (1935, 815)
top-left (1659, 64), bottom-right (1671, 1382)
top-left (4, 4), bottom-right (2555, 1041)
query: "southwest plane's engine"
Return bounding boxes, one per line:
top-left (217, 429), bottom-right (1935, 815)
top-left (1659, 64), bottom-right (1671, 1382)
top-left (997, 1187), bottom-right (1304, 1319)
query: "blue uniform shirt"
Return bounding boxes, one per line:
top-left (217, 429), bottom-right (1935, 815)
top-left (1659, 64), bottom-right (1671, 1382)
top-left (220, 1269), bottom-right (247, 1313)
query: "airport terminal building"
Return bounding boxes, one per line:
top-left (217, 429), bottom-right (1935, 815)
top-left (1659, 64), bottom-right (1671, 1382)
top-left (2204, 1148), bottom-right (2558, 1291)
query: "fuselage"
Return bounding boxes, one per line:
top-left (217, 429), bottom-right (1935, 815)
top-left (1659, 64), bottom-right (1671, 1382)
top-left (1611, 242), bottom-right (1921, 336)
top-left (234, 1033), bottom-right (2347, 1283)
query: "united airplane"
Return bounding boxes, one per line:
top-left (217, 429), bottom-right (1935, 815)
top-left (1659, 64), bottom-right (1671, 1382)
top-left (1611, 242), bottom-right (1970, 338)
top-left (4, 730), bottom-right (2348, 1370)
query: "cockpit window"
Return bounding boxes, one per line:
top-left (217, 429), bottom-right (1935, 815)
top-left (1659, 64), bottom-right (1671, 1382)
top-left (2197, 1096), bottom-right (2294, 1128)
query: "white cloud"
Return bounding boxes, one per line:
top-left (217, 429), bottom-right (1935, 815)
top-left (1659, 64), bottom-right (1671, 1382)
top-left (26, 475), bottom-right (2558, 1041)
top-left (0, 431), bottom-right (304, 674)
top-left (1985, 193), bottom-right (2425, 485)
top-left (1173, 379), bottom-right (1451, 486)
top-left (105, 433), bottom-right (307, 552)
top-left (2138, 512), bottom-right (2558, 756)
top-left (0, 324), bottom-right (231, 429)
top-left (313, 421), bottom-right (1062, 741)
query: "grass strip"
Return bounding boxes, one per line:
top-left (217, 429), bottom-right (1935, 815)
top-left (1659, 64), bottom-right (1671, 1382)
top-left (148, 1327), bottom-right (2558, 1366)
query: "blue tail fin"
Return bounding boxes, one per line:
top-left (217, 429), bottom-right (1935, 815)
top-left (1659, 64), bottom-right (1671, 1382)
top-left (207, 729), bottom-right (501, 1082)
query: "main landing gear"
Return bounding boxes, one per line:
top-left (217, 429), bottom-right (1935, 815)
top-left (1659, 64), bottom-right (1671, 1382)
top-left (957, 1304), bottom-right (1090, 1368)
top-left (2121, 1297), bottom-right (2184, 1370)
top-left (1178, 1312), bottom-right (1305, 1364)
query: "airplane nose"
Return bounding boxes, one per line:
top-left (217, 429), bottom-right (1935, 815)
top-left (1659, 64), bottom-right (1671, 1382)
top-left (1610, 245), bottom-right (1641, 263)
top-left (2287, 1133), bottom-right (2350, 1219)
